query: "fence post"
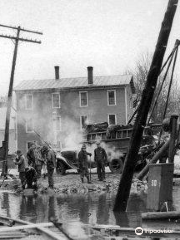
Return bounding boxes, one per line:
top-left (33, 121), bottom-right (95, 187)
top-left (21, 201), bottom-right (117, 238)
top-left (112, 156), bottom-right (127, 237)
top-left (168, 114), bottom-right (178, 163)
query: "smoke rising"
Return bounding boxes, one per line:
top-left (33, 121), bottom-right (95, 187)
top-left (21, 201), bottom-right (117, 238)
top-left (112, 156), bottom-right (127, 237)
top-left (16, 92), bottom-right (124, 163)
top-left (61, 117), bottom-right (84, 149)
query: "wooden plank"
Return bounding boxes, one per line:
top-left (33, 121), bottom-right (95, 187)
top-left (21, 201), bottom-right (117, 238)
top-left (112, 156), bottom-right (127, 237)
top-left (36, 227), bottom-right (65, 240)
top-left (0, 235), bottom-right (26, 239)
top-left (0, 219), bottom-right (15, 227)
top-left (0, 216), bottom-right (65, 240)
top-left (142, 211), bottom-right (180, 220)
top-left (0, 222), bottom-right (53, 232)
top-left (0, 215), bottom-right (30, 226)
top-left (92, 225), bottom-right (134, 232)
top-left (0, 231), bottom-right (27, 239)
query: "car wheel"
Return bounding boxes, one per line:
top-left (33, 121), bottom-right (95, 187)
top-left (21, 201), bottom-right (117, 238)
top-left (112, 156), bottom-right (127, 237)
top-left (109, 158), bottom-right (123, 173)
top-left (56, 161), bottom-right (66, 175)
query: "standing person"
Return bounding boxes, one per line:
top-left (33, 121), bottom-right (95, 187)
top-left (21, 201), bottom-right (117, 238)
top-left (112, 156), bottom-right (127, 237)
top-left (26, 143), bottom-right (36, 168)
top-left (41, 145), bottom-right (48, 178)
top-left (43, 146), bottom-right (56, 189)
top-left (78, 144), bottom-right (92, 183)
top-left (34, 145), bottom-right (44, 178)
top-left (94, 141), bottom-right (107, 181)
top-left (13, 150), bottom-right (26, 189)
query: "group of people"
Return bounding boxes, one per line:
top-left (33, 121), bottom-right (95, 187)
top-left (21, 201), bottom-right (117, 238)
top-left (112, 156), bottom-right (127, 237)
top-left (78, 141), bottom-right (107, 183)
top-left (13, 142), bottom-right (56, 190)
top-left (14, 140), bottom-right (108, 191)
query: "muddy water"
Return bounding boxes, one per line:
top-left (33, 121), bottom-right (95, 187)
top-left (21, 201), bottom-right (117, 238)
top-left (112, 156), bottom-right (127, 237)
top-left (0, 191), bottom-right (146, 226)
top-left (0, 186), bottom-right (180, 231)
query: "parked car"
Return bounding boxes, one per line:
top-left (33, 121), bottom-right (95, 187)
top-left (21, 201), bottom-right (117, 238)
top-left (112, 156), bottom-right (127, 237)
top-left (56, 148), bottom-right (96, 175)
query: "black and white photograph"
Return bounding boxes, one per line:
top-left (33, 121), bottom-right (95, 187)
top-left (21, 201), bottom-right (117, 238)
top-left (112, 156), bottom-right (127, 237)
top-left (0, 0), bottom-right (180, 239)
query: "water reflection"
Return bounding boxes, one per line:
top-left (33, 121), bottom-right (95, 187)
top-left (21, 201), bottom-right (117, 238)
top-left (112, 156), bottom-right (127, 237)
top-left (79, 196), bottom-right (90, 223)
top-left (96, 193), bottom-right (110, 225)
top-left (20, 195), bottom-right (37, 222)
top-left (1, 193), bottom-right (10, 217)
top-left (0, 189), bottom-right (179, 232)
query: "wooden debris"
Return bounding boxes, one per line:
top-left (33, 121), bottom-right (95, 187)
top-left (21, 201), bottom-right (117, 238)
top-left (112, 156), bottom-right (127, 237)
top-left (142, 211), bottom-right (180, 220)
top-left (0, 219), bottom-right (15, 227)
top-left (0, 222), bottom-right (53, 232)
top-left (0, 215), bottom-right (66, 240)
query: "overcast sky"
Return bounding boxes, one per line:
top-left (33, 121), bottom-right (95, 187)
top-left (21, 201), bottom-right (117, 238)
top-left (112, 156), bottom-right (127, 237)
top-left (0, 0), bottom-right (180, 96)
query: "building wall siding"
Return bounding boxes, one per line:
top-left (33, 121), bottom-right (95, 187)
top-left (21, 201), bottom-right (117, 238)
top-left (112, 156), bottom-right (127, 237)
top-left (0, 130), bottom-right (16, 154)
top-left (16, 85), bottom-right (133, 154)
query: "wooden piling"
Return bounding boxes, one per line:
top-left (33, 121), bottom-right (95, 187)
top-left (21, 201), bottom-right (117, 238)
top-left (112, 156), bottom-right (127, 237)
top-left (113, 0), bottom-right (178, 212)
top-left (169, 114), bottom-right (178, 163)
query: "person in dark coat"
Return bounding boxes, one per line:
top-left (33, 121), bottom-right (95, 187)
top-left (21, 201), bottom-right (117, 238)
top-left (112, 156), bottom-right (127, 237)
top-left (43, 146), bottom-right (56, 189)
top-left (34, 146), bottom-right (44, 178)
top-left (13, 150), bottom-right (26, 189)
top-left (94, 141), bottom-right (107, 181)
top-left (25, 164), bottom-right (38, 191)
top-left (78, 144), bottom-right (92, 183)
top-left (26, 143), bottom-right (36, 168)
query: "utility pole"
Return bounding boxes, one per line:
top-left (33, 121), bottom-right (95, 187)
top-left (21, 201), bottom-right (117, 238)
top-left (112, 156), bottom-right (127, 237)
top-left (113, 0), bottom-right (178, 212)
top-left (0, 24), bottom-right (42, 177)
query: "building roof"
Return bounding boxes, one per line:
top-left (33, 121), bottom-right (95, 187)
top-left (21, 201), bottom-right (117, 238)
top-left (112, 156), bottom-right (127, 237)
top-left (14, 75), bottom-right (135, 93)
top-left (0, 107), bottom-right (16, 130)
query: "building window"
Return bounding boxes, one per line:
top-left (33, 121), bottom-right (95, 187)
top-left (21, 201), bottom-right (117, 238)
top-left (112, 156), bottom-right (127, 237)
top-left (107, 90), bottom-right (116, 106)
top-left (108, 114), bottom-right (116, 125)
top-left (56, 116), bottom-right (61, 131)
top-left (80, 116), bottom-right (87, 129)
top-left (25, 94), bottom-right (33, 109)
top-left (26, 118), bottom-right (33, 133)
top-left (52, 93), bottom-right (60, 108)
top-left (79, 91), bottom-right (88, 107)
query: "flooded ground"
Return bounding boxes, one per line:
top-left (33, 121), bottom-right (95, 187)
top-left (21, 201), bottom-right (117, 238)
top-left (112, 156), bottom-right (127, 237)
top-left (0, 163), bottom-right (180, 239)
top-left (0, 184), bottom-right (180, 230)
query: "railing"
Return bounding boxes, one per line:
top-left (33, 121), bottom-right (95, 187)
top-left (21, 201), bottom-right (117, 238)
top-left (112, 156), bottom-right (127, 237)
top-left (84, 123), bottom-right (162, 143)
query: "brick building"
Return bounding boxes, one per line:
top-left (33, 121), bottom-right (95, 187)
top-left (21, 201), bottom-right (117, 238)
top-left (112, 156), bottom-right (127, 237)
top-left (14, 67), bottom-right (135, 154)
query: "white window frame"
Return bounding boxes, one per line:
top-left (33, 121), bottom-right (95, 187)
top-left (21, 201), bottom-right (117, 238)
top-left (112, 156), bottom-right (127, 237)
top-left (52, 93), bottom-right (60, 108)
top-left (108, 114), bottom-right (117, 125)
top-left (25, 94), bottom-right (33, 110)
top-left (79, 91), bottom-right (88, 107)
top-left (26, 118), bottom-right (34, 133)
top-left (80, 115), bottom-right (88, 129)
top-left (107, 90), bottom-right (116, 106)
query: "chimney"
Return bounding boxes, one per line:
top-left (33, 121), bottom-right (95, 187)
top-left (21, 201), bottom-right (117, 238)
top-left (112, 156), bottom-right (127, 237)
top-left (87, 66), bottom-right (93, 84)
top-left (54, 66), bottom-right (60, 80)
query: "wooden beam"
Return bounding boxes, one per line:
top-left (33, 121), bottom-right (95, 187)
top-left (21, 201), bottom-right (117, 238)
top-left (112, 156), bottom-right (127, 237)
top-left (36, 227), bottom-right (65, 240)
top-left (0, 222), bottom-right (53, 232)
top-left (113, 0), bottom-right (178, 212)
top-left (142, 211), bottom-right (180, 220)
top-left (0, 216), bottom-right (65, 240)
top-left (169, 114), bottom-right (178, 163)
